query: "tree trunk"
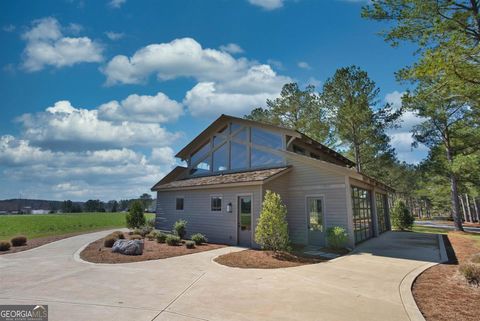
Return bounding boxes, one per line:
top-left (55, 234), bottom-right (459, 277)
top-left (473, 197), bottom-right (479, 223)
top-left (353, 142), bottom-right (361, 173)
top-left (465, 194), bottom-right (473, 223)
top-left (460, 194), bottom-right (467, 222)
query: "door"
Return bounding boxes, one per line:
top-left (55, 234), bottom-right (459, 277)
top-left (238, 196), bottom-right (252, 247)
top-left (307, 197), bottom-right (325, 246)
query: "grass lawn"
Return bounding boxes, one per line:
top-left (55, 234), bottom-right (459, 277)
top-left (412, 224), bottom-right (450, 235)
top-left (0, 212), bottom-right (155, 240)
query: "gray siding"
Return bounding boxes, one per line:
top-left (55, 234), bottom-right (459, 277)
top-left (265, 154), bottom-right (349, 246)
top-left (156, 185), bottom-right (262, 246)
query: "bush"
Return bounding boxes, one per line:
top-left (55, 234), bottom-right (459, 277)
top-left (185, 241), bottom-right (195, 249)
top-left (156, 232), bottom-right (168, 243)
top-left (459, 263), bottom-right (480, 286)
top-left (326, 226), bottom-right (349, 249)
top-left (255, 190), bottom-right (289, 251)
top-left (166, 234), bottom-right (181, 246)
top-left (140, 226), bottom-right (153, 237)
top-left (126, 200), bottom-right (146, 228)
top-left (130, 234), bottom-right (142, 240)
top-left (146, 231), bottom-right (159, 241)
top-left (10, 235), bottom-right (27, 247)
top-left (104, 236), bottom-right (117, 248)
top-left (111, 231), bottom-right (125, 239)
top-left (146, 218), bottom-right (156, 228)
top-left (391, 200), bottom-right (414, 230)
top-left (191, 233), bottom-right (208, 245)
top-left (173, 220), bottom-right (187, 239)
top-left (0, 241), bottom-right (11, 251)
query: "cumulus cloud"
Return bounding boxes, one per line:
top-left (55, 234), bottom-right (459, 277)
top-left (248, 0), bottom-right (284, 10)
top-left (17, 100), bottom-right (181, 151)
top-left (105, 31), bottom-right (124, 40)
top-left (98, 92), bottom-right (183, 123)
top-left (103, 37), bottom-right (291, 117)
top-left (297, 61), bottom-right (311, 69)
top-left (21, 17), bottom-right (103, 72)
top-left (108, 0), bottom-right (126, 8)
top-left (219, 43), bottom-right (244, 54)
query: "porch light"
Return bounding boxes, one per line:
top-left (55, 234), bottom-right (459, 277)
top-left (227, 202), bottom-right (232, 213)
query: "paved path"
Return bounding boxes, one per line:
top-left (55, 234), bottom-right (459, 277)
top-left (415, 220), bottom-right (480, 233)
top-left (0, 230), bottom-right (442, 321)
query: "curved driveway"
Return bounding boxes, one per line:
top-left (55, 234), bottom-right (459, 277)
top-left (0, 230), bottom-right (442, 321)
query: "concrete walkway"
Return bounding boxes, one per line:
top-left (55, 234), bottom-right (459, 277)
top-left (0, 230), bottom-right (442, 321)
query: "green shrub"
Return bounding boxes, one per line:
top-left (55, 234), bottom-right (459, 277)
top-left (146, 218), bottom-right (156, 228)
top-left (146, 230), bottom-right (159, 241)
top-left (10, 235), bottom-right (27, 247)
top-left (156, 232), bottom-right (168, 243)
top-left (104, 236), bottom-right (117, 248)
top-left (126, 200), bottom-right (146, 228)
top-left (185, 241), bottom-right (195, 249)
top-left (326, 226), bottom-right (349, 249)
top-left (471, 253), bottom-right (480, 264)
top-left (111, 231), bottom-right (125, 239)
top-left (166, 234), bottom-right (181, 246)
top-left (459, 263), bottom-right (480, 286)
top-left (255, 190), bottom-right (289, 251)
top-left (130, 234), bottom-right (142, 240)
top-left (391, 200), bottom-right (414, 230)
top-left (140, 226), bottom-right (153, 237)
top-left (0, 241), bottom-right (11, 251)
top-left (191, 233), bottom-right (208, 245)
top-left (173, 220), bottom-right (187, 239)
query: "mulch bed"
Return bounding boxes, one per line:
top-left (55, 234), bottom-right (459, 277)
top-left (412, 231), bottom-right (480, 321)
top-left (0, 231), bottom-right (110, 255)
top-left (214, 249), bottom-right (325, 269)
top-left (80, 234), bottom-right (226, 263)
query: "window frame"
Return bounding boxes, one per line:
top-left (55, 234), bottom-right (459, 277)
top-left (210, 195), bottom-right (223, 212)
top-left (175, 196), bottom-right (184, 211)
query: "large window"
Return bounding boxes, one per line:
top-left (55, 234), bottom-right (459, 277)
top-left (211, 196), bottom-right (222, 212)
top-left (251, 148), bottom-right (284, 167)
top-left (212, 144), bottom-right (228, 171)
top-left (376, 193), bottom-right (388, 234)
top-left (191, 142), bottom-right (210, 165)
top-left (176, 197), bottom-right (184, 211)
top-left (351, 186), bottom-right (373, 244)
top-left (251, 127), bottom-right (282, 149)
top-left (230, 142), bottom-right (248, 170)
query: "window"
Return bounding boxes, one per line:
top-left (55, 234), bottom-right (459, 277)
top-left (351, 186), bottom-right (373, 244)
top-left (190, 155), bottom-right (211, 175)
top-left (251, 127), bottom-right (282, 149)
top-left (293, 145), bottom-right (306, 155)
top-left (308, 198), bottom-right (323, 232)
top-left (176, 197), bottom-right (184, 211)
top-left (211, 196), bottom-right (222, 211)
top-left (230, 141), bottom-right (248, 170)
top-left (213, 144), bottom-right (228, 171)
top-left (191, 142), bottom-right (210, 165)
top-left (376, 193), bottom-right (388, 234)
top-left (251, 147), bottom-right (284, 168)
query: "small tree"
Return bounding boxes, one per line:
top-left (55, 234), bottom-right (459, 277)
top-left (126, 200), bottom-right (146, 228)
top-left (173, 220), bottom-right (187, 239)
top-left (255, 190), bottom-right (289, 251)
top-left (391, 200), bottom-right (414, 230)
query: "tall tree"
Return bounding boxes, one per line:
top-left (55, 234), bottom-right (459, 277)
top-left (321, 65), bottom-right (398, 177)
top-left (245, 83), bottom-right (332, 145)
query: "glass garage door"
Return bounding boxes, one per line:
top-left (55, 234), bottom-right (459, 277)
top-left (351, 186), bottom-right (373, 244)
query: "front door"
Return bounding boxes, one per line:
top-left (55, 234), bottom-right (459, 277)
top-left (238, 196), bottom-right (252, 247)
top-left (307, 197), bottom-right (325, 246)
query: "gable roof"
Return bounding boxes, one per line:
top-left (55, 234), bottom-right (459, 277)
top-left (175, 114), bottom-right (355, 167)
top-left (151, 166), bottom-right (291, 191)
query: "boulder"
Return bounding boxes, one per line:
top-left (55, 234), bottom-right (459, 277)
top-left (111, 239), bottom-right (144, 256)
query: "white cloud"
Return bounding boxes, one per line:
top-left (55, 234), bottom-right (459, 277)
top-left (105, 31), bottom-right (124, 40)
top-left (219, 43), bottom-right (244, 54)
top-left (297, 61), bottom-right (311, 69)
top-left (98, 92), bottom-right (183, 123)
top-left (17, 100), bottom-right (181, 151)
top-left (108, 0), bottom-right (126, 8)
top-left (248, 0), bottom-right (284, 10)
top-left (21, 17), bottom-right (103, 72)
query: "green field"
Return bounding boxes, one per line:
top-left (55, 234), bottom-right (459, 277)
top-left (0, 212), bottom-right (155, 240)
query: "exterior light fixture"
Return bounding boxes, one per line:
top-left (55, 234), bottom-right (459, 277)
top-left (227, 202), bottom-right (232, 213)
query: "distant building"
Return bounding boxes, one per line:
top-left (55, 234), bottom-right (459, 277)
top-left (32, 209), bottom-right (50, 214)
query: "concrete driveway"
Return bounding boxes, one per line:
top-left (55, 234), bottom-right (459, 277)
top-left (0, 230), bottom-right (443, 321)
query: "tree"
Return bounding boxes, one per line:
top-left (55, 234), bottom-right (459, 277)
top-left (84, 199), bottom-right (104, 212)
top-left (126, 200), bottom-right (146, 228)
top-left (139, 193), bottom-right (153, 211)
top-left (255, 190), bottom-right (289, 251)
top-left (321, 65), bottom-right (398, 176)
top-left (245, 83), bottom-right (332, 145)
top-left (391, 200), bottom-right (414, 230)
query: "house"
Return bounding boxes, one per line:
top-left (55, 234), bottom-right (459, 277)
top-left (151, 114), bottom-right (393, 248)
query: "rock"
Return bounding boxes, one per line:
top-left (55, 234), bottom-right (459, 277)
top-left (111, 239), bottom-right (144, 256)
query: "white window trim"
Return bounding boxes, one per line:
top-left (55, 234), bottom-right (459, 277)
top-left (210, 194), bottom-right (223, 212)
top-left (175, 196), bottom-right (185, 212)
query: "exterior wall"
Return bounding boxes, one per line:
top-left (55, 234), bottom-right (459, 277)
top-left (156, 185), bottom-right (262, 246)
top-left (265, 154), bottom-right (350, 247)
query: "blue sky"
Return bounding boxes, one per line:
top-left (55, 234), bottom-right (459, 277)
top-left (0, 0), bottom-right (427, 201)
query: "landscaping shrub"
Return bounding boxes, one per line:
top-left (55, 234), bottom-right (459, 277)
top-left (146, 218), bottom-right (156, 228)
top-left (146, 230), bottom-right (159, 241)
top-left (191, 233), bottom-right (208, 245)
top-left (185, 241), bottom-right (195, 249)
top-left (10, 235), bottom-right (27, 247)
top-left (166, 234), bottom-right (181, 246)
top-left (255, 190), bottom-right (289, 251)
top-left (390, 200), bottom-right (414, 230)
top-left (459, 263), bottom-right (480, 286)
top-left (104, 236), bottom-right (117, 248)
top-left (0, 241), bottom-right (11, 251)
top-left (112, 231), bottom-right (125, 239)
top-left (471, 253), bottom-right (480, 264)
top-left (126, 200), bottom-right (146, 228)
top-left (140, 226), bottom-right (153, 237)
top-left (156, 232), bottom-right (168, 243)
top-left (173, 220), bottom-right (187, 239)
top-left (130, 234), bottom-right (142, 240)
top-left (326, 226), bottom-right (349, 249)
